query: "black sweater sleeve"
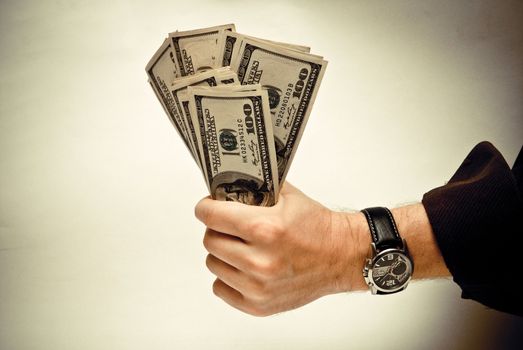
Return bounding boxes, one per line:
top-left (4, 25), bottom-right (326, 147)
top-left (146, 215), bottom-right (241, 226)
top-left (422, 141), bottom-right (523, 316)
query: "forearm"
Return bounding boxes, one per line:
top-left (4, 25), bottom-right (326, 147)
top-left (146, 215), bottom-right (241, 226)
top-left (332, 203), bottom-right (450, 293)
top-left (392, 204), bottom-right (451, 280)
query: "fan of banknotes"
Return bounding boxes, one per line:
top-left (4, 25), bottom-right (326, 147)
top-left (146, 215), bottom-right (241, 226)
top-left (146, 24), bottom-right (327, 206)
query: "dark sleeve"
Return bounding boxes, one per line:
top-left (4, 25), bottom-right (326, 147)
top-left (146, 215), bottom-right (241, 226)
top-left (422, 141), bottom-right (523, 316)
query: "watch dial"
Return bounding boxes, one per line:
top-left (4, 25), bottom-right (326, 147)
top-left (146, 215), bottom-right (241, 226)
top-left (371, 251), bottom-right (412, 291)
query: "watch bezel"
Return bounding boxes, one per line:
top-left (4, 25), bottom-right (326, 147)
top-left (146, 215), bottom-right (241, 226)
top-left (364, 244), bottom-right (413, 294)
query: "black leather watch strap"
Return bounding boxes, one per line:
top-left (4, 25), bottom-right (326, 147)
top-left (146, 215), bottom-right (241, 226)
top-left (361, 207), bottom-right (403, 250)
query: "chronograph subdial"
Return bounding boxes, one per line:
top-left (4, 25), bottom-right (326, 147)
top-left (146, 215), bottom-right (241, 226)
top-left (365, 249), bottom-right (413, 293)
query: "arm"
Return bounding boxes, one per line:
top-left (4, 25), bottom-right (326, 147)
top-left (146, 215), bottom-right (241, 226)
top-left (195, 141), bottom-right (522, 316)
top-left (422, 141), bottom-right (523, 316)
top-left (195, 183), bottom-right (449, 317)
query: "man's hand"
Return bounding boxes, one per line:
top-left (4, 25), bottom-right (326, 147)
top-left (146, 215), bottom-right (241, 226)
top-left (194, 182), bottom-right (369, 316)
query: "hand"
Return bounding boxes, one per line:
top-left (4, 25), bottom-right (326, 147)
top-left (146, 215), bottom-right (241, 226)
top-left (194, 182), bottom-right (369, 316)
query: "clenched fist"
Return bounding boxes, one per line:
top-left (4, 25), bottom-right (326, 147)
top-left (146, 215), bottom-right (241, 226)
top-left (194, 182), bottom-right (370, 316)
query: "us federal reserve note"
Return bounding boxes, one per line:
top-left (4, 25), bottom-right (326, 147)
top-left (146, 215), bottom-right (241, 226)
top-left (146, 38), bottom-right (199, 160)
top-left (187, 87), bottom-right (279, 206)
top-left (177, 84), bottom-right (263, 170)
top-left (171, 67), bottom-right (240, 169)
top-left (146, 38), bottom-right (179, 85)
top-left (169, 24), bottom-right (236, 77)
top-left (230, 37), bottom-right (327, 183)
top-left (217, 32), bottom-right (311, 67)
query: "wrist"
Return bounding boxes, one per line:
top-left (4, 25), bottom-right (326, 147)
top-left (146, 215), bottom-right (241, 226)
top-left (329, 210), bottom-right (371, 293)
top-left (390, 204), bottom-right (450, 279)
top-left (329, 203), bottom-right (450, 295)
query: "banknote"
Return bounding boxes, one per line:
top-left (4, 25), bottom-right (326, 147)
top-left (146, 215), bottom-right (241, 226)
top-left (187, 86), bottom-right (279, 206)
top-left (171, 67), bottom-right (240, 168)
top-left (176, 84), bottom-right (266, 171)
top-left (146, 39), bottom-right (198, 158)
top-left (216, 31), bottom-right (311, 67)
top-left (230, 37), bottom-right (327, 183)
top-left (147, 24), bottom-right (328, 204)
top-left (169, 24), bottom-right (236, 77)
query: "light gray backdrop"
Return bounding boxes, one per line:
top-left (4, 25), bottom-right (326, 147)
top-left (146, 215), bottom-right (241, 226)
top-left (1, 0), bottom-right (522, 349)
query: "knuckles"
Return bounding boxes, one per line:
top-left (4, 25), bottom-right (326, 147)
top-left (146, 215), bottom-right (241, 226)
top-left (245, 276), bottom-right (271, 301)
top-left (212, 272), bottom-right (281, 317)
top-left (243, 254), bottom-right (284, 280)
top-left (254, 257), bottom-right (283, 279)
top-left (246, 218), bottom-right (284, 244)
top-left (212, 279), bottom-right (273, 317)
top-left (243, 303), bottom-right (273, 317)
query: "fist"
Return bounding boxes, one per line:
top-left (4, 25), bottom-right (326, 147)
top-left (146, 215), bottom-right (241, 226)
top-left (195, 182), bottom-right (365, 316)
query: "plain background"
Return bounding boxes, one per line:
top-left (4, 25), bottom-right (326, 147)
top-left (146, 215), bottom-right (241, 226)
top-left (1, 0), bottom-right (522, 349)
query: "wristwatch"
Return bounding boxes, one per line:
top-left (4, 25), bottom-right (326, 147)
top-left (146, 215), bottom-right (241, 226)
top-left (361, 207), bottom-right (414, 294)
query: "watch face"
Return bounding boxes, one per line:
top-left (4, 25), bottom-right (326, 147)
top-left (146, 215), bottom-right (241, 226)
top-left (370, 250), bottom-right (413, 292)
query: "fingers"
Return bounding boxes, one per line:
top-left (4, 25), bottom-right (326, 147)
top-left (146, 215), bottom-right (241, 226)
top-left (206, 254), bottom-right (252, 295)
top-left (196, 183), bottom-right (304, 317)
top-left (212, 279), bottom-right (272, 317)
top-left (195, 197), bottom-right (244, 236)
top-left (212, 279), bottom-right (246, 312)
top-left (203, 228), bottom-right (252, 270)
top-left (195, 197), bottom-right (271, 241)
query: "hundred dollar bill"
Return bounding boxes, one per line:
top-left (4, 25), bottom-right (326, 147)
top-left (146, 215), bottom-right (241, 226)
top-left (169, 24), bottom-right (235, 77)
top-left (178, 85), bottom-right (264, 170)
top-left (146, 38), bottom-right (197, 160)
top-left (171, 67), bottom-right (240, 169)
top-left (217, 31), bottom-right (311, 67)
top-left (230, 37), bottom-right (327, 183)
top-left (187, 86), bottom-right (279, 206)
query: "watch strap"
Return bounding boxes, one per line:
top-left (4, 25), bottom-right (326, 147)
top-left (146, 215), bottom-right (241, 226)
top-left (361, 207), bottom-right (403, 250)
